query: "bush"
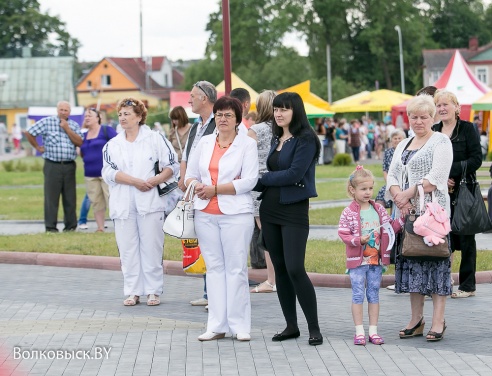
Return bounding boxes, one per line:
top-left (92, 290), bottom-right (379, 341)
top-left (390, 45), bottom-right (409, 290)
top-left (1, 159), bottom-right (41, 172)
top-left (2, 160), bottom-right (14, 172)
top-left (16, 160), bottom-right (28, 172)
top-left (31, 159), bottom-right (42, 172)
top-left (333, 153), bottom-right (353, 166)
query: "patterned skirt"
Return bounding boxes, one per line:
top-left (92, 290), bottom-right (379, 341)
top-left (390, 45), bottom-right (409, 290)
top-left (395, 255), bottom-right (452, 296)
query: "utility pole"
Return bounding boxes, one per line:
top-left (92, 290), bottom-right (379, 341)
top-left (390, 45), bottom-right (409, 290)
top-left (140, 0), bottom-right (143, 59)
top-left (326, 45), bottom-right (332, 103)
top-left (222, 0), bottom-right (232, 94)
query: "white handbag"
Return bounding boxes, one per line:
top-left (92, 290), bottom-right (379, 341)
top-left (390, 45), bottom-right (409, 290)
top-left (163, 181), bottom-right (198, 239)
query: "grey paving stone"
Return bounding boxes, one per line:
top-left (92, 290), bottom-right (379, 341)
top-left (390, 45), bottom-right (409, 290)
top-left (1, 264), bottom-right (492, 375)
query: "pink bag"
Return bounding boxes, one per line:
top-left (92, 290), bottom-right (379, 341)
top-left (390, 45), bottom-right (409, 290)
top-left (413, 185), bottom-right (451, 247)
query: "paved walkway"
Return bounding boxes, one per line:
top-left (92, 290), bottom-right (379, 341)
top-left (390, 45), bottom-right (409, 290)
top-left (0, 264), bottom-right (491, 376)
top-left (2, 152), bottom-right (492, 375)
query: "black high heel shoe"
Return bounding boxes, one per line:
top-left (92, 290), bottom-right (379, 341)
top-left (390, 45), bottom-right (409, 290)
top-left (399, 317), bottom-right (425, 338)
top-left (426, 321), bottom-right (446, 342)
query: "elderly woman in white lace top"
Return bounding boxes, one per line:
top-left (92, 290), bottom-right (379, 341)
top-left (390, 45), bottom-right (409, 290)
top-left (385, 95), bottom-right (453, 342)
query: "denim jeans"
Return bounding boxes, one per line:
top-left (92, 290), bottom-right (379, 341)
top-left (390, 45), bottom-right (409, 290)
top-left (78, 193), bottom-right (91, 225)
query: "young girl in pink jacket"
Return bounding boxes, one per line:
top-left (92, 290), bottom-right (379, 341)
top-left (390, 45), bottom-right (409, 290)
top-left (338, 166), bottom-right (403, 346)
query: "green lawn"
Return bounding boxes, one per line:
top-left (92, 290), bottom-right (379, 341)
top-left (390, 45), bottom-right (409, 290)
top-left (2, 155), bottom-right (491, 275)
top-left (1, 157), bottom-right (385, 220)
top-left (315, 164), bottom-right (384, 179)
top-left (1, 232), bottom-right (490, 275)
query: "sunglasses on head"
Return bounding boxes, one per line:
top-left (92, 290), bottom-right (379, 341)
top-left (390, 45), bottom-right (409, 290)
top-left (123, 100), bottom-right (137, 107)
top-left (194, 82), bottom-right (208, 97)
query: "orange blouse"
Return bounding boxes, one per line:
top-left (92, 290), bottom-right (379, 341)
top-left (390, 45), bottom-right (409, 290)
top-left (202, 142), bottom-right (229, 215)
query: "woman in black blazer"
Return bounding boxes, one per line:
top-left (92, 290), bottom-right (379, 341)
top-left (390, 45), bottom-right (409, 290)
top-left (255, 92), bottom-right (323, 346)
top-left (433, 89), bottom-right (482, 300)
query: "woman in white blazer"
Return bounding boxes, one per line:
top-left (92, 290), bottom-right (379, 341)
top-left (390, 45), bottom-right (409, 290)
top-left (185, 96), bottom-right (258, 342)
top-left (102, 98), bottom-right (179, 307)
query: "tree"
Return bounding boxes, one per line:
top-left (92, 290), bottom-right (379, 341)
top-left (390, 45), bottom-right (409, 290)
top-left (181, 58), bottom-right (224, 90)
top-left (428, 0), bottom-right (488, 48)
top-left (203, 0), bottom-right (304, 70)
top-left (308, 0), bottom-right (433, 94)
top-left (0, 0), bottom-right (80, 58)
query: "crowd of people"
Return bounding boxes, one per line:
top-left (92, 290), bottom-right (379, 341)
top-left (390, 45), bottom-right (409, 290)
top-left (316, 114), bottom-right (416, 164)
top-left (23, 83), bottom-right (488, 347)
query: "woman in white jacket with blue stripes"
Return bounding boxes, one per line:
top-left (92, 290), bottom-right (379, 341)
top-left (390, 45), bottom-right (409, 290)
top-left (102, 98), bottom-right (179, 307)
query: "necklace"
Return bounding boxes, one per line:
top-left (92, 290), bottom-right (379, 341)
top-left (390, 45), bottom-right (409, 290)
top-left (216, 135), bottom-right (233, 149)
top-left (448, 121), bottom-right (460, 142)
top-left (280, 135), bottom-right (293, 143)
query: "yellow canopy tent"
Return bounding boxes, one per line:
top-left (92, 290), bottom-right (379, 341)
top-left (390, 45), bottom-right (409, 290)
top-left (216, 73), bottom-right (259, 108)
top-left (331, 91), bottom-right (370, 107)
top-left (302, 102), bottom-right (334, 119)
top-left (471, 91), bottom-right (492, 152)
top-left (277, 80), bottom-right (331, 111)
top-left (276, 80), bottom-right (334, 118)
top-left (330, 89), bottom-right (412, 113)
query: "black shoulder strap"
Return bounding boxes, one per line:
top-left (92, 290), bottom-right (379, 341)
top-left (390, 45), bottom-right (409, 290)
top-left (403, 137), bottom-right (414, 152)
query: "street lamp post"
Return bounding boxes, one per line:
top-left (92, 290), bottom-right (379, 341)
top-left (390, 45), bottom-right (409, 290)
top-left (0, 73), bottom-right (8, 106)
top-left (394, 25), bottom-right (405, 94)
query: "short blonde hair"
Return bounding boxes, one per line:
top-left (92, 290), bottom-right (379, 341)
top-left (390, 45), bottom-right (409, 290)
top-left (434, 89), bottom-right (460, 118)
top-left (406, 94), bottom-right (436, 118)
top-left (347, 165), bottom-right (374, 198)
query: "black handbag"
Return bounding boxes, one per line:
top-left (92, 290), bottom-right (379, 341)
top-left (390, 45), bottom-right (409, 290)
top-left (154, 161), bottom-right (178, 196)
top-left (451, 161), bottom-right (492, 235)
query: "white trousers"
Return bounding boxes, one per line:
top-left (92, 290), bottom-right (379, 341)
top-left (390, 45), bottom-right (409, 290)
top-left (114, 209), bottom-right (165, 296)
top-left (335, 139), bottom-right (346, 154)
top-left (195, 211), bottom-right (254, 334)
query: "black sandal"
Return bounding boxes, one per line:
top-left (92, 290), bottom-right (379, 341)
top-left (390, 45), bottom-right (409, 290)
top-left (399, 317), bottom-right (425, 338)
top-left (426, 322), bottom-right (446, 342)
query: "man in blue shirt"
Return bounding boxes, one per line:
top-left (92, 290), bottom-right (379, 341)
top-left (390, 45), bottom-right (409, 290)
top-left (25, 101), bottom-right (83, 232)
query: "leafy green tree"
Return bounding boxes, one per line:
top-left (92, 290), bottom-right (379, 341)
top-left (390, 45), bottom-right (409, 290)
top-left (483, 4), bottom-right (492, 43)
top-left (181, 58), bottom-right (223, 90)
top-left (309, 0), bottom-right (432, 94)
top-left (428, 0), bottom-right (488, 47)
top-left (238, 47), bottom-right (312, 91)
top-left (0, 0), bottom-right (80, 58)
top-left (204, 0), bottom-right (304, 67)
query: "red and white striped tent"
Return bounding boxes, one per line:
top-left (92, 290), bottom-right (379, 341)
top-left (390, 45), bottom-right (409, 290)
top-left (432, 50), bottom-right (490, 120)
top-left (391, 50), bottom-right (490, 122)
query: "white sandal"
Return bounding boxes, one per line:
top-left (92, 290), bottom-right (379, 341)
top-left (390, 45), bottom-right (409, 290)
top-left (251, 280), bottom-right (276, 293)
top-left (147, 294), bottom-right (160, 306)
top-left (123, 295), bottom-right (139, 306)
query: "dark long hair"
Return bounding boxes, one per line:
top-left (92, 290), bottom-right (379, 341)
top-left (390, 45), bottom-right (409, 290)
top-left (272, 92), bottom-right (321, 160)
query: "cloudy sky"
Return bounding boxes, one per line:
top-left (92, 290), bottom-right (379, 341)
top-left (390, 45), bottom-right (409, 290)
top-left (39, 0), bottom-right (220, 62)
top-left (39, 0), bottom-right (308, 63)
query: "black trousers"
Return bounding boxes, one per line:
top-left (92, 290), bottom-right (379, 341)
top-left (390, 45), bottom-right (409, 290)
top-left (261, 221), bottom-right (320, 335)
top-left (43, 160), bottom-right (78, 231)
top-left (488, 185), bottom-right (492, 223)
top-left (450, 189), bottom-right (477, 292)
top-left (450, 233), bottom-right (476, 292)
